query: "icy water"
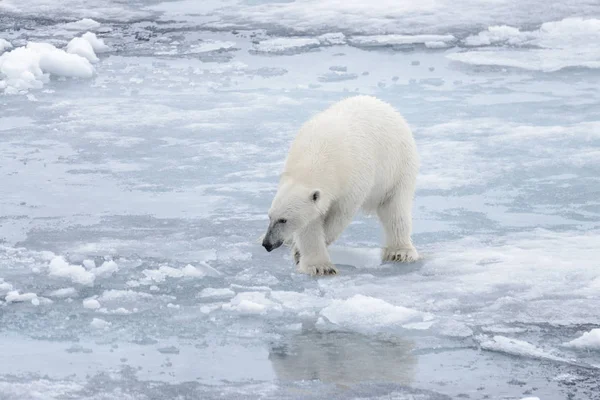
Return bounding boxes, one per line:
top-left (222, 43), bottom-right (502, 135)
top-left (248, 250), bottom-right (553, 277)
top-left (1, 1), bottom-right (600, 399)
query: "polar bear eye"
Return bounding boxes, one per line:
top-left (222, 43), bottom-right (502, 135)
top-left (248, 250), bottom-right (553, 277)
top-left (277, 218), bottom-right (287, 224)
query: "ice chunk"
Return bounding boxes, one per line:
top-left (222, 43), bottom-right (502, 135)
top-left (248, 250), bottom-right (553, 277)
top-left (320, 294), bottom-right (427, 332)
top-left (82, 259), bottom-right (96, 270)
top-left (97, 289), bottom-right (152, 302)
top-left (222, 292), bottom-right (282, 315)
top-left (48, 287), bottom-right (77, 298)
top-left (139, 264), bottom-right (209, 285)
top-left (48, 256), bottom-right (95, 286)
top-left (0, 278), bottom-right (14, 295)
top-left (452, 18), bottom-right (600, 71)
top-left (90, 318), bottom-right (111, 329)
top-left (92, 260), bottom-right (119, 277)
top-left (348, 34), bottom-right (455, 48)
top-left (252, 38), bottom-right (320, 54)
top-left (63, 19), bottom-right (101, 31)
top-left (81, 32), bottom-right (109, 53)
top-left (0, 41), bottom-right (94, 93)
top-left (198, 287), bottom-right (235, 300)
top-left (464, 25), bottom-right (526, 46)
top-left (67, 37), bottom-right (98, 63)
top-left (189, 40), bottom-right (236, 53)
top-left (82, 298), bottom-right (101, 309)
top-left (478, 335), bottom-right (567, 362)
top-left (5, 290), bottom-right (37, 303)
top-left (318, 33), bottom-right (346, 46)
top-left (0, 39), bottom-right (12, 54)
top-left (563, 329), bottom-right (600, 350)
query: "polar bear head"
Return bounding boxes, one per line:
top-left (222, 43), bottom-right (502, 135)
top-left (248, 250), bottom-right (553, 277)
top-left (262, 180), bottom-right (326, 252)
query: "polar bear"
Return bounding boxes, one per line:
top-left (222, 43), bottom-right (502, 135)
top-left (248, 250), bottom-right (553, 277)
top-left (262, 95), bottom-right (419, 276)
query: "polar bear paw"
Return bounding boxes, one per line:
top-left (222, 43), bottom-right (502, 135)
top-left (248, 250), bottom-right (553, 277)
top-left (382, 247), bottom-right (419, 263)
top-left (298, 262), bottom-right (338, 276)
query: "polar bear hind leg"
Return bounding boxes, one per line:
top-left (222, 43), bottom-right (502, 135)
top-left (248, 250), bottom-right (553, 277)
top-left (377, 186), bottom-right (419, 263)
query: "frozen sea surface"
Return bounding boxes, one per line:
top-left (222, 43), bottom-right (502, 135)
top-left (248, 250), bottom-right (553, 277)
top-left (1, 1), bottom-right (600, 399)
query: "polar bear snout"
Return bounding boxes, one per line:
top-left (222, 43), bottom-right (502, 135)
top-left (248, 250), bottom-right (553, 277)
top-left (262, 224), bottom-right (284, 252)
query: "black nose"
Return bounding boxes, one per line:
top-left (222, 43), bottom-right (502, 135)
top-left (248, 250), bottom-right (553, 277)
top-left (262, 241), bottom-right (273, 252)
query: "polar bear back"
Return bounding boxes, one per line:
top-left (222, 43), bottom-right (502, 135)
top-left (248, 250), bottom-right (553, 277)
top-left (282, 95), bottom-right (418, 211)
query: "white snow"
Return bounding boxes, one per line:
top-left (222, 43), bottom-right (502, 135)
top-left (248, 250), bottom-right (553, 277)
top-left (0, 279), bottom-right (13, 295)
top-left (320, 294), bottom-right (427, 332)
top-left (189, 40), bottom-right (236, 53)
top-left (82, 259), bottom-right (96, 269)
top-left (252, 38), bottom-right (320, 54)
top-left (67, 37), bottom-right (99, 63)
top-left (47, 287), bottom-right (77, 298)
top-left (198, 287), bottom-right (235, 299)
top-left (0, 39), bottom-right (94, 93)
top-left (91, 260), bottom-right (119, 277)
top-left (90, 318), bottom-right (111, 329)
top-left (348, 34), bottom-right (455, 48)
top-left (48, 256), bottom-right (95, 286)
top-left (138, 264), bottom-right (208, 284)
top-left (563, 329), bottom-right (600, 350)
top-left (80, 32), bottom-right (109, 53)
top-left (62, 18), bottom-right (102, 31)
top-left (222, 291), bottom-right (282, 315)
top-left (0, 39), bottom-right (12, 54)
top-left (82, 298), bottom-right (101, 309)
top-left (478, 335), bottom-right (567, 363)
top-left (5, 291), bottom-right (37, 304)
top-left (451, 17), bottom-right (600, 71)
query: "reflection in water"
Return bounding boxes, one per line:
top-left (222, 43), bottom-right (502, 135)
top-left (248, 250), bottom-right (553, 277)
top-left (268, 329), bottom-right (416, 386)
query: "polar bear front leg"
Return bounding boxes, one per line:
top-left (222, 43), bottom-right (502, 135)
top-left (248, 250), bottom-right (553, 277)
top-left (295, 220), bottom-right (338, 276)
top-left (377, 188), bottom-right (419, 263)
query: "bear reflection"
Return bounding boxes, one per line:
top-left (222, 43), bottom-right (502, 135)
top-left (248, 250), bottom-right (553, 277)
top-left (268, 330), bottom-right (416, 386)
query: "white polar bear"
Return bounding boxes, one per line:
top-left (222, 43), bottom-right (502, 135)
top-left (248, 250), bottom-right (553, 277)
top-left (261, 95), bottom-right (419, 276)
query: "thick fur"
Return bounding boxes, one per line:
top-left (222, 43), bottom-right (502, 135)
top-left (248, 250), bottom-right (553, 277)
top-left (263, 95), bottom-right (419, 275)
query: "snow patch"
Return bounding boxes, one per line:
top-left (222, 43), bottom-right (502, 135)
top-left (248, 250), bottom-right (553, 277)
top-left (252, 38), bottom-right (320, 54)
top-left (63, 19), bottom-right (101, 31)
top-left (82, 298), bottom-right (101, 309)
top-left (90, 318), bottom-right (111, 330)
top-left (563, 329), bottom-right (600, 350)
top-left (222, 292), bottom-right (282, 315)
top-left (5, 290), bottom-right (37, 304)
top-left (48, 287), bottom-right (77, 298)
top-left (0, 39), bottom-right (12, 54)
top-left (198, 287), bottom-right (235, 300)
top-left (0, 39), bottom-right (94, 93)
top-left (479, 335), bottom-right (567, 362)
top-left (348, 34), bottom-right (455, 48)
top-left (451, 18), bottom-right (600, 71)
top-left (48, 256), bottom-right (95, 286)
top-left (320, 294), bottom-right (428, 332)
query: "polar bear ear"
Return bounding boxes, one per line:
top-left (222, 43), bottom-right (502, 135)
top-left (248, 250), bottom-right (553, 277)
top-left (311, 190), bottom-right (320, 203)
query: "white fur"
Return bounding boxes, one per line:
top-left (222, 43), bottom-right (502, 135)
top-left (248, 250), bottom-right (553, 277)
top-left (266, 95), bottom-right (419, 275)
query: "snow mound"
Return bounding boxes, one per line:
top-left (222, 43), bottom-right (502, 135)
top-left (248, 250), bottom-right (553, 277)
top-left (320, 294), bottom-right (428, 332)
top-left (137, 264), bottom-right (214, 285)
top-left (479, 335), bottom-right (567, 362)
top-left (198, 287), bottom-right (235, 300)
top-left (5, 290), bottom-right (37, 304)
top-left (563, 329), bottom-right (600, 350)
top-left (90, 318), bottom-right (111, 330)
top-left (63, 18), bottom-right (101, 31)
top-left (0, 39), bottom-right (12, 54)
top-left (189, 40), bottom-right (236, 53)
top-left (82, 298), bottom-right (101, 309)
top-left (0, 37), bottom-right (96, 93)
top-left (451, 17), bottom-right (600, 71)
top-left (348, 34), bottom-right (455, 48)
top-left (222, 292), bottom-right (282, 315)
top-left (48, 256), bottom-right (95, 286)
top-left (252, 38), bottom-right (321, 54)
top-left (47, 287), bottom-right (77, 298)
